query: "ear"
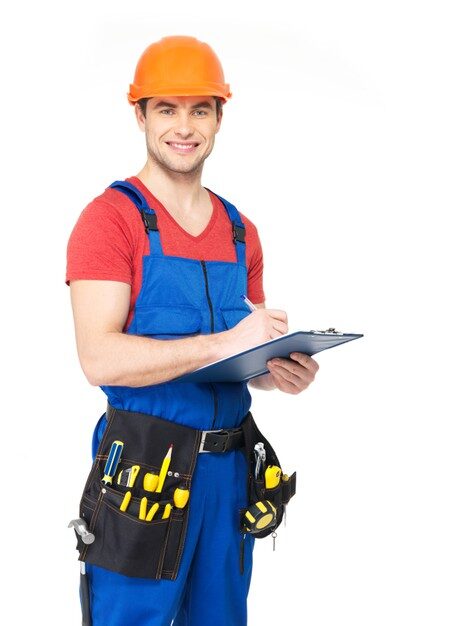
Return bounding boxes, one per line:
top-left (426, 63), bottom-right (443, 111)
top-left (135, 103), bottom-right (146, 132)
top-left (215, 108), bottom-right (223, 134)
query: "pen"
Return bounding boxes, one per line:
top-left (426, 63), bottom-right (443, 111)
top-left (241, 294), bottom-right (257, 312)
top-left (156, 444), bottom-right (173, 493)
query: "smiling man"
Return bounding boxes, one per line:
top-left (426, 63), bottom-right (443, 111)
top-left (143, 97), bottom-right (217, 168)
top-left (66, 36), bottom-right (318, 626)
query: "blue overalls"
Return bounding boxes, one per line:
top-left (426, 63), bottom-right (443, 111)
top-left (87, 180), bottom-right (256, 626)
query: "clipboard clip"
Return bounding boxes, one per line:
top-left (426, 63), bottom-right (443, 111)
top-left (310, 328), bottom-right (343, 335)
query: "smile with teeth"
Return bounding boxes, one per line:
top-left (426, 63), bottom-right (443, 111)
top-left (167, 142), bottom-right (199, 152)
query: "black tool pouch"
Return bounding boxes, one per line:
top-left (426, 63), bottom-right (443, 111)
top-left (75, 404), bottom-right (201, 580)
top-left (240, 413), bottom-right (297, 538)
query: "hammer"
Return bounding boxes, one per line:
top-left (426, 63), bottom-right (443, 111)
top-left (68, 518), bottom-right (94, 626)
top-left (68, 518), bottom-right (95, 544)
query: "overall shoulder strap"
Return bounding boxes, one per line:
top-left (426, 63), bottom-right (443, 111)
top-left (205, 188), bottom-right (246, 266)
top-left (109, 180), bottom-right (163, 255)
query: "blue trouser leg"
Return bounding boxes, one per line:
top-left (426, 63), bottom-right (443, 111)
top-left (86, 450), bottom-right (255, 626)
top-left (173, 452), bottom-right (255, 626)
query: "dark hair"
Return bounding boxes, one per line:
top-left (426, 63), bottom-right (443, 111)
top-left (137, 96), bottom-right (223, 120)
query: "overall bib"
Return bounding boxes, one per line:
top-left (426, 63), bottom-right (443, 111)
top-left (87, 181), bottom-right (256, 626)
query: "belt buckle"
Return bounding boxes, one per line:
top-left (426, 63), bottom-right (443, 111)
top-left (199, 429), bottom-right (225, 453)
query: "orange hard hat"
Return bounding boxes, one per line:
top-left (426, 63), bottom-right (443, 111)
top-left (127, 36), bottom-right (232, 105)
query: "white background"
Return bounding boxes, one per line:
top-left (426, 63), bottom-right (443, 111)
top-left (1, 0), bottom-right (471, 624)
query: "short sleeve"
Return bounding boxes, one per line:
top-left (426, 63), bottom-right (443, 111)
top-left (66, 199), bottom-right (135, 286)
top-left (246, 223), bottom-right (265, 304)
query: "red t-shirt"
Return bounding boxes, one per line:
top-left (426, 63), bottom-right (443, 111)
top-left (66, 176), bottom-right (265, 330)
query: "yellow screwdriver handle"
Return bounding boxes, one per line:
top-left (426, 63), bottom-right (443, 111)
top-left (173, 488), bottom-right (190, 509)
top-left (143, 473), bottom-right (160, 492)
top-left (162, 503), bottom-right (172, 519)
top-left (145, 502), bottom-right (160, 522)
top-left (120, 491), bottom-right (132, 512)
top-left (139, 497), bottom-right (148, 520)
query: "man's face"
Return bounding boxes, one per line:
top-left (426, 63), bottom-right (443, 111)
top-left (135, 95), bottom-right (222, 175)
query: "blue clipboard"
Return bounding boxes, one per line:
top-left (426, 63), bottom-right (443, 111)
top-left (172, 330), bottom-right (363, 384)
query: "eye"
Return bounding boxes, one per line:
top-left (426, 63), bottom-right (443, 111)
top-left (194, 110), bottom-right (207, 117)
top-left (160, 109), bottom-right (174, 115)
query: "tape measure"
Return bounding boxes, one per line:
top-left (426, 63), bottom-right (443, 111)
top-left (243, 500), bottom-right (277, 533)
top-left (264, 465), bottom-right (282, 489)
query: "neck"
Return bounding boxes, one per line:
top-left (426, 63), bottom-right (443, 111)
top-left (136, 160), bottom-right (207, 214)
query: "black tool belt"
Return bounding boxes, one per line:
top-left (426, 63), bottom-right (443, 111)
top-left (240, 415), bottom-right (297, 539)
top-left (74, 404), bottom-right (247, 580)
top-left (73, 404), bottom-right (296, 580)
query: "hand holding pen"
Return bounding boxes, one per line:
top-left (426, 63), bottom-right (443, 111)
top-left (240, 295), bottom-right (319, 394)
top-left (226, 295), bottom-right (288, 347)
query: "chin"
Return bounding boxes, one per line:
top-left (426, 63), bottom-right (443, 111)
top-left (168, 163), bottom-right (202, 175)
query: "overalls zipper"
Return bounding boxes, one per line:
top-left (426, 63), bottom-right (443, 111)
top-left (200, 260), bottom-right (218, 428)
top-left (200, 261), bottom-right (214, 332)
top-left (209, 384), bottom-right (219, 429)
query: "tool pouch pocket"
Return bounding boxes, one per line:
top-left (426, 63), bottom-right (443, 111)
top-left (241, 413), bottom-right (297, 538)
top-left (75, 404), bottom-right (201, 580)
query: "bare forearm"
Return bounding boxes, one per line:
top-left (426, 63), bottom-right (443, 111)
top-left (83, 331), bottom-right (230, 387)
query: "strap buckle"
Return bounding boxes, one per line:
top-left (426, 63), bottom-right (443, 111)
top-left (140, 210), bottom-right (158, 233)
top-left (232, 222), bottom-right (246, 244)
top-left (199, 428), bottom-right (244, 453)
top-left (199, 429), bottom-right (226, 453)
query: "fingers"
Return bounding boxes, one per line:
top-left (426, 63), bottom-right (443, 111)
top-left (266, 309), bottom-right (288, 324)
top-left (289, 353), bottom-right (320, 375)
top-left (271, 319), bottom-right (289, 337)
top-left (268, 311), bottom-right (288, 337)
top-left (268, 359), bottom-right (312, 385)
top-left (250, 308), bottom-right (288, 340)
top-left (266, 354), bottom-right (319, 394)
top-left (267, 366), bottom-right (300, 394)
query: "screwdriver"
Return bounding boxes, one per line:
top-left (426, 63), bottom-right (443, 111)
top-left (173, 487), bottom-right (190, 509)
top-left (162, 503), bottom-right (172, 519)
top-left (139, 497), bottom-right (148, 521)
top-left (143, 472), bottom-right (160, 492)
top-left (138, 498), bottom-right (160, 521)
top-left (145, 502), bottom-right (160, 522)
top-left (120, 491), bottom-right (132, 512)
top-left (101, 440), bottom-right (124, 485)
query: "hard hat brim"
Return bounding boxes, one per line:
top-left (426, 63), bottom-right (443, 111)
top-left (128, 83), bottom-right (232, 105)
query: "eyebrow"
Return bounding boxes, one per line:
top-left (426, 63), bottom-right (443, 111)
top-left (153, 100), bottom-right (213, 110)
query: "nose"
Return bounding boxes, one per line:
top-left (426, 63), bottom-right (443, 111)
top-left (174, 111), bottom-right (195, 139)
